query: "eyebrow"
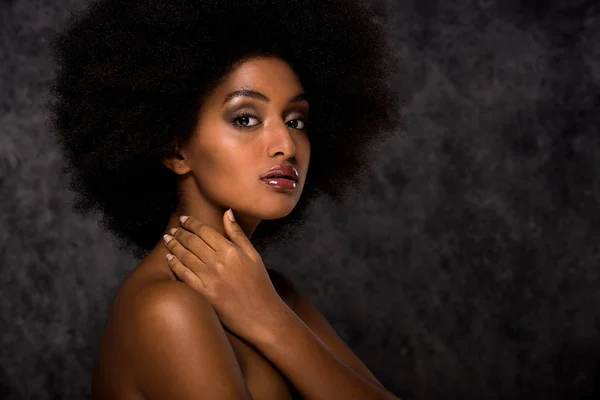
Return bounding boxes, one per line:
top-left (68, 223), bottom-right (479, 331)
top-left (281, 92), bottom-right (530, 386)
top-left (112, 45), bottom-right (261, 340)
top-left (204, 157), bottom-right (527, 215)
top-left (221, 89), bottom-right (309, 108)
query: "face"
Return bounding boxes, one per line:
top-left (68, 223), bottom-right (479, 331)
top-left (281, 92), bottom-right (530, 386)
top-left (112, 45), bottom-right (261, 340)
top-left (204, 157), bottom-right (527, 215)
top-left (175, 56), bottom-right (311, 222)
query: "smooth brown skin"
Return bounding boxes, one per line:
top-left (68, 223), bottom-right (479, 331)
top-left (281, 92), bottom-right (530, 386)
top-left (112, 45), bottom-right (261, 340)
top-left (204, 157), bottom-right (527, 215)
top-left (92, 56), bottom-right (384, 399)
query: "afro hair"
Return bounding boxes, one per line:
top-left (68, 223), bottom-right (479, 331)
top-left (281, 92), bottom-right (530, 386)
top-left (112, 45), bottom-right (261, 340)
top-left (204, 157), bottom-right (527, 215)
top-left (46, 0), bottom-right (403, 260)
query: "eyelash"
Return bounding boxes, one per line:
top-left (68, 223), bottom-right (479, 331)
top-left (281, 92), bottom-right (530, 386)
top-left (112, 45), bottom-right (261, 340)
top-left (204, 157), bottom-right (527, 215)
top-left (230, 112), bottom-right (309, 131)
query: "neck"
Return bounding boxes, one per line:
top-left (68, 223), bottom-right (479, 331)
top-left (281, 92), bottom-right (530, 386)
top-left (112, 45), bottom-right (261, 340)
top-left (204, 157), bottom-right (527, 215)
top-left (161, 177), bottom-right (261, 243)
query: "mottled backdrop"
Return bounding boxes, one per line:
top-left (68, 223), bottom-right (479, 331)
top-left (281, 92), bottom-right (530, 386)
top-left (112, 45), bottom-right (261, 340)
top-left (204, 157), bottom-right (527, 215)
top-left (1, 0), bottom-right (599, 399)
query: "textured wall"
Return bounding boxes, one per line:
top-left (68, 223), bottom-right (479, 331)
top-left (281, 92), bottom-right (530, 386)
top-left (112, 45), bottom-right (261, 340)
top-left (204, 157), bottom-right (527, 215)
top-left (1, 0), bottom-right (599, 399)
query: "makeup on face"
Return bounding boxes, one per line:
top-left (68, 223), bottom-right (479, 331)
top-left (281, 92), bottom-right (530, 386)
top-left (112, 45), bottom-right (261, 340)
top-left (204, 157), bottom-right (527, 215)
top-left (259, 164), bottom-right (299, 190)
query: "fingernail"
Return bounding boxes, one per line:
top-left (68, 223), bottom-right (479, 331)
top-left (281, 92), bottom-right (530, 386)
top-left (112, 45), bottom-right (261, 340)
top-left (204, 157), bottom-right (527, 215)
top-left (227, 209), bottom-right (235, 222)
top-left (180, 215), bottom-right (189, 225)
top-left (169, 228), bottom-right (178, 235)
top-left (163, 234), bottom-right (173, 243)
top-left (166, 254), bottom-right (174, 261)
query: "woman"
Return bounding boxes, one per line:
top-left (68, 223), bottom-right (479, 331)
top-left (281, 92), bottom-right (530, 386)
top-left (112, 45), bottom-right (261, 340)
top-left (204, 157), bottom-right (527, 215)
top-left (47, 0), bottom-right (403, 398)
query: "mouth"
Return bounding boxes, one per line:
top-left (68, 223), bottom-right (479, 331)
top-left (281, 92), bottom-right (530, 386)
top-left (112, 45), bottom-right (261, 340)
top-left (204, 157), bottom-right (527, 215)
top-left (261, 173), bottom-right (298, 182)
top-left (260, 164), bottom-right (300, 190)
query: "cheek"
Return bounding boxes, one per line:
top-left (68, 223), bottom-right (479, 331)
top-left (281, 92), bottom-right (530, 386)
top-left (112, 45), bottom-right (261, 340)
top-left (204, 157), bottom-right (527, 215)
top-left (298, 137), bottom-right (311, 167)
top-left (191, 141), bottom-right (257, 197)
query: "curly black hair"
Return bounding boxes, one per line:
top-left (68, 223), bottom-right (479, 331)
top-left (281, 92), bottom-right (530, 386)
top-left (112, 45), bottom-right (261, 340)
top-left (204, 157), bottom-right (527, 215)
top-left (46, 0), bottom-right (403, 260)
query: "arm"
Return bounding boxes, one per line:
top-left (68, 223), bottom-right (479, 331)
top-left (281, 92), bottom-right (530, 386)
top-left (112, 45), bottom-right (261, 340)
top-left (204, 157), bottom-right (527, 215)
top-left (159, 214), bottom-right (397, 398)
top-left (254, 271), bottom-right (400, 400)
top-left (127, 281), bottom-right (252, 400)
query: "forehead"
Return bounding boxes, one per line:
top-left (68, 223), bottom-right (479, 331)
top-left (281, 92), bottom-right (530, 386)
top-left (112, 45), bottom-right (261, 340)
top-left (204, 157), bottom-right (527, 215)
top-left (215, 56), bottom-right (304, 96)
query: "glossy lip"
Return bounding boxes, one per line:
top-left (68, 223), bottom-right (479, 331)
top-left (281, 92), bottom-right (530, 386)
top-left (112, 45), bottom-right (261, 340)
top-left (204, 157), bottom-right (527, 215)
top-left (260, 178), bottom-right (297, 190)
top-left (259, 164), bottom-right (299, 182)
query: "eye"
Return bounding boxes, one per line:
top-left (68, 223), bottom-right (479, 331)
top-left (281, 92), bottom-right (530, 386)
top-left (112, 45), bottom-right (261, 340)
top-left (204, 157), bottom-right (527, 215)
top-left (286, 118), bottom-right (308, 130)
top-left (231, 113), bottom-right (260, 129)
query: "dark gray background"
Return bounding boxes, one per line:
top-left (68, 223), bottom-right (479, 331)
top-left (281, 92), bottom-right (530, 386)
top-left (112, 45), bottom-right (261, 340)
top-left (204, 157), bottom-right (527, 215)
top-left (1, 0), bottom-right (599, 399)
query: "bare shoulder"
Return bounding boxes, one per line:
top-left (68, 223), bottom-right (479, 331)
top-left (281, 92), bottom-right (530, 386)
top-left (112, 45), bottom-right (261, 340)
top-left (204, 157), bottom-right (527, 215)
top-left (129, 279), bottom-right (212, 319)
top-left (94, 278), bottom-right (251, 400)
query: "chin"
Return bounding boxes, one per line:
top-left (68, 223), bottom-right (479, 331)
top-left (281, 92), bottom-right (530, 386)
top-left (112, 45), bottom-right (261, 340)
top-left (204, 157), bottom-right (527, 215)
top-left (239, 198), bottom-right (299, 221)
top-left (259, 208), bottom-right (295, 220)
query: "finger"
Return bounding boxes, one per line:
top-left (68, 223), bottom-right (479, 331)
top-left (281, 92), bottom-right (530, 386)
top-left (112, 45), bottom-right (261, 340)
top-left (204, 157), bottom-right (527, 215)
top-left (223, 209), bottom-right (259, 261)
top-left (166, 253), bottom-right (207, 293)
top-left (163, 233), bottom-right (206, 273)
top-left (179, 215), bottom-right (228, 252)
top-left (169, 227), bottom-right (214, 264)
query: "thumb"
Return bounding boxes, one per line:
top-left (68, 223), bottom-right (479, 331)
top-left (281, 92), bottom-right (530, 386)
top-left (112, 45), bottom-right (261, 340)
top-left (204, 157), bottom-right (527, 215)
top-left (223, 209), bottom-right (258, 259)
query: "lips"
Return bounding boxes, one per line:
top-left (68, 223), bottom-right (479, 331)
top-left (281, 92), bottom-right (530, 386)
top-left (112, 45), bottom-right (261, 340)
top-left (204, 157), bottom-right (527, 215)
top-left (260, 164), bottom-right (299, 182)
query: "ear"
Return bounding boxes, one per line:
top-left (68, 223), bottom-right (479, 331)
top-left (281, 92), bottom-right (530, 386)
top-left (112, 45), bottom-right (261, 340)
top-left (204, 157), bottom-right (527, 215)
top-left (161, 145), bottom-right (192, 175)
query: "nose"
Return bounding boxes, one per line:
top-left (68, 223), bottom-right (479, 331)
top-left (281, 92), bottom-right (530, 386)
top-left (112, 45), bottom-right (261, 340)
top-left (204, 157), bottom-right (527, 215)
top-left (266, 119), bottom-right (296, 159)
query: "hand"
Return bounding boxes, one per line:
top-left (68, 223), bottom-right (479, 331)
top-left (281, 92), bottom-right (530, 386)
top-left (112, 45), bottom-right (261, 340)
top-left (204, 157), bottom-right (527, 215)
top-left (162, 209), bottom-right (287, 340)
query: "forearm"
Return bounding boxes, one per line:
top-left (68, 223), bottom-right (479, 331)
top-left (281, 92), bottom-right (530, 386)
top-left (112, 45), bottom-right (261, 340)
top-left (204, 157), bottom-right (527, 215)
top-left (249, 304), bottom-right (400, 400)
